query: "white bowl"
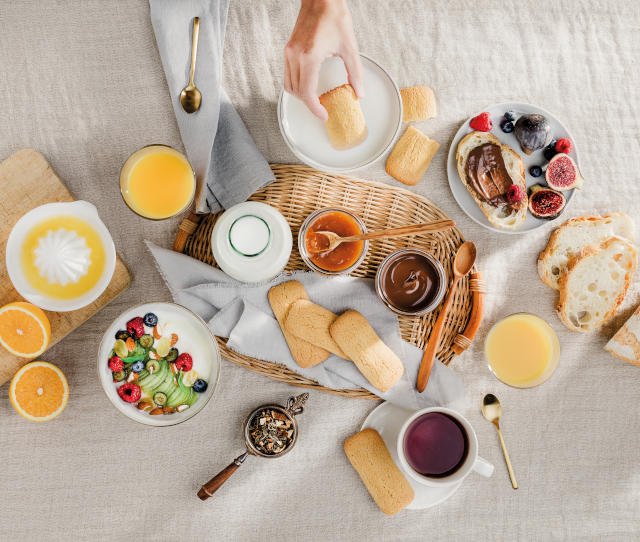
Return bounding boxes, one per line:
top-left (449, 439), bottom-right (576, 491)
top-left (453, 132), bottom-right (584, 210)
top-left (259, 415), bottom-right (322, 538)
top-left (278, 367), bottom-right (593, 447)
top-left (278, 54), bottom-right (402, 173)
top-left (5, 201), bottom-right (116, 312)
top-left (97, 302), bottom-right (221, 427)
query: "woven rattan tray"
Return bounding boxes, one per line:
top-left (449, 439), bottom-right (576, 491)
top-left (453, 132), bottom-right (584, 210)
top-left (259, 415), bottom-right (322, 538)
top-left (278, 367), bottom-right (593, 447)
top-left (174, 165), bottom-right (485, 399)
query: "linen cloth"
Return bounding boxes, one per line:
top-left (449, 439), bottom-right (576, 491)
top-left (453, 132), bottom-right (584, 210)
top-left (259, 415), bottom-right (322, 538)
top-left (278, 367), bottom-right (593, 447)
top-left (149, 0), bottom-right (274, 213)
top-left (146, 242), bottom-right (466, 409)
top-left (1, 1), bottom-right (640, 541)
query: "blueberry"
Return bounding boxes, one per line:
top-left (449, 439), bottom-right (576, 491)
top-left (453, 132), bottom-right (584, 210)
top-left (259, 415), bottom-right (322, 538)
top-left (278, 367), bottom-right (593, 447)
top-left (543, 146), bottom-right (557, 161)
top-left (500, 120), bottom-right (514, 133)
top-left (192, 379), bottom-right (208, 393)
top-left (115, 330), bottom-right (130, 341)
top-left (504, 111), bottom-right (516, 122)
top-left (132, 361), bottom-right (145, 373)
top-left (143, 313), bottom-right (158, 327)
top-left (529, 165), bottom-right (543, 178)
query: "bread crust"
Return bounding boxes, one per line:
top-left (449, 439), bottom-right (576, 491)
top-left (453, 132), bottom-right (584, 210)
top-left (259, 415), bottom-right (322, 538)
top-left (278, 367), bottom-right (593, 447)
top-left (537, 213), bottom-right (634, 290)
top-left (455, 131), bottom-right (527, 230)
top-left (556, 237), bottom-right (638, 332)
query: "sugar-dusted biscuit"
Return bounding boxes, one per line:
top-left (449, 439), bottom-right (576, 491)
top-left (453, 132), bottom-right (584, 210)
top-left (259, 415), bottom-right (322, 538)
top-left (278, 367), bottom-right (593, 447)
top-left (319, 84), bottom-right (367, 150)
top-left (268, 281), bottom-right (330, 368)
top-left (385, 125), bottom-right (440, 186)
top-left (344, 428), bottom-right (414, 515)
top-left (329, 310), bottom-right (404, 392)
top-left (400, 85), bottom-right (437, 122)
top-left (284, 299), bottom-right (348, 359)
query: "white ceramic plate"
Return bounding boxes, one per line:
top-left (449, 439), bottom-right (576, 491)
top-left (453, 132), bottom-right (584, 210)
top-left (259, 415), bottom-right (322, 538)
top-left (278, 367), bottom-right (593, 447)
top-left (97, 302), bottom-right (220, 427)
top-left (361, 402), bottom-right (462, 510)
top-left (278, 54), bottom-right (402, 173)
top-left (447, 102), bottom-right (581, 234)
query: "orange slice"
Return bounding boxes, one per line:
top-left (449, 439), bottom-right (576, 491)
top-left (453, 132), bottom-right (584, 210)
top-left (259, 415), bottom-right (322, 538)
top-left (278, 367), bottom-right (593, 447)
top-left (9, 361), bottom-right (69, 422)
top-left (0, 302), bottom-right (51, 358)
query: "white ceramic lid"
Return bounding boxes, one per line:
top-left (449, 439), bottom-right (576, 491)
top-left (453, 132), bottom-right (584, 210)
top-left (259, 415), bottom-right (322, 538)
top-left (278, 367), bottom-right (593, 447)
top-left (5, 201), bottom-right (116, 312)
top-left (278, 54), bottom-right (402, 173)
top-left (211, 202), bottom-right (292, 283)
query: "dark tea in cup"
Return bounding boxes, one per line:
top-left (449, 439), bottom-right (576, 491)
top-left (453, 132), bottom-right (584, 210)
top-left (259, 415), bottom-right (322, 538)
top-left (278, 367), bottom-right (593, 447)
top-left (402, 412), bottom-right (468, 477)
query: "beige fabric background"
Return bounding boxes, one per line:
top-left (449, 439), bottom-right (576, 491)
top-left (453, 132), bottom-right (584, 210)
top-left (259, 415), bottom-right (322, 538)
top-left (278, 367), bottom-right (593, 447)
top-left (1, 1), bottom-right (639, 540)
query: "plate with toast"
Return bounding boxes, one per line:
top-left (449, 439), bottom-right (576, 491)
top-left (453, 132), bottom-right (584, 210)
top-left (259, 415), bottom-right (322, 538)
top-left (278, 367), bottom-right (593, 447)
top-left (447, 102), bottom-right (582, 234)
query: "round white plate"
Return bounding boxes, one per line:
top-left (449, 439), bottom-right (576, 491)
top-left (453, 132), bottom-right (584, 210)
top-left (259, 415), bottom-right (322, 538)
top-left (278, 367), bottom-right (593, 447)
top-left (447, 102), bottom-right (581, 234)
top-left (278, 54), bottom-right (402, 173)
top-left (97, 302), bottom-right (221, 427)
top-left (361, 402), bottom-right (462, 510)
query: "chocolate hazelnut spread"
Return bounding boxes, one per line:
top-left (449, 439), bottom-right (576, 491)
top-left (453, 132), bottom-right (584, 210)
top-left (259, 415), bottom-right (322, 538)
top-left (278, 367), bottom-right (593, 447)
top-left (380, 252), bottom-right (440, 312)
top-left (465, 143), bottom-right (514, 206)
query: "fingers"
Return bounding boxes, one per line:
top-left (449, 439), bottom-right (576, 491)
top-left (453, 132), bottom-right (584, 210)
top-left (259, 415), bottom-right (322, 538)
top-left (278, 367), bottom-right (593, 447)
top-left (340, 50), bottom-right (364, 98)
top-left (298, 54), bottom-right (328, 121)
top-left (284, 55), bottom-right (293, 94)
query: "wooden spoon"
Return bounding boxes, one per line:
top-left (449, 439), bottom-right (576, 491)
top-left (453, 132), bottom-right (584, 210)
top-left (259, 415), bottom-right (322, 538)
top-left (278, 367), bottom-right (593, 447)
top-left (307, 219), bottom-right (455, 254)
top-left (416, 241), bottom-right (476, 392)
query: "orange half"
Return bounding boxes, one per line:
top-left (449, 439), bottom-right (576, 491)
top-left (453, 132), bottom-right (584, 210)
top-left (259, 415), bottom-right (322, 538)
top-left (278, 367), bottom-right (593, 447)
top-left (10, 361), bottom-right (69, 422)
top-left (0, 302), bottom-right (51, 358)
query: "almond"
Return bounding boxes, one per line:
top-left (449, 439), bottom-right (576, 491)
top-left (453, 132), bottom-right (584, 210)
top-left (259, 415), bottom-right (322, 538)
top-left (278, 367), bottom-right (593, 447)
top-left (176, 404), bottom-right (190, 413)
top-left (137, 400), bottom-right (153, 411)
top-left (163, 406), bottom-right (175, 414)
top-left (149, 407), bottom-right (164, 415)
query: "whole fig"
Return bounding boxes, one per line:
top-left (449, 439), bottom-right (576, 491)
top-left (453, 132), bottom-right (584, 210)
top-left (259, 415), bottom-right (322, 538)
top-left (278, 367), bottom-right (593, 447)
top-left (514, 114), bottom-right (552, 155)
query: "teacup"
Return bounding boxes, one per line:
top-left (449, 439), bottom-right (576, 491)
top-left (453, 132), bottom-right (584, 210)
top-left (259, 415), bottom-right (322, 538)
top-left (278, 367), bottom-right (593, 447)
top-left (396, 407), bottom-right (494, 487)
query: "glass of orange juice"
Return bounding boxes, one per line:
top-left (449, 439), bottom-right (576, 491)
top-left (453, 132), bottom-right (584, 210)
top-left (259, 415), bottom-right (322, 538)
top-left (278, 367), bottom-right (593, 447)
top-left (120, 145), bottom-right (196, 220)
top-left (484, 313), bottom-right (560, 388)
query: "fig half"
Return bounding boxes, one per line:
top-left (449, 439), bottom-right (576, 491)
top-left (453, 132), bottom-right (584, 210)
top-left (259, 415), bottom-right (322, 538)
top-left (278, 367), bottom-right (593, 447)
top-left (545, 153), bottom-right (584, 191)
top-left (528, 184), bottom-right (566, 219)
top-left (514, 114), bottom-right (552, 155)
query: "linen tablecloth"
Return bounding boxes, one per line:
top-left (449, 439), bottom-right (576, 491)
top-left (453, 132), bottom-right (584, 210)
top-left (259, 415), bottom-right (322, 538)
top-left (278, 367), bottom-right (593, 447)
top-left (1, 1), bottom-right (639, 540)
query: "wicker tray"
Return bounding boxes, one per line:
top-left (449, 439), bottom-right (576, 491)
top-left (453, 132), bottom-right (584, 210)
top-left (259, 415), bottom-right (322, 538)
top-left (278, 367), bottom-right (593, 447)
top-left (174, 165), bottom-right (484, 399)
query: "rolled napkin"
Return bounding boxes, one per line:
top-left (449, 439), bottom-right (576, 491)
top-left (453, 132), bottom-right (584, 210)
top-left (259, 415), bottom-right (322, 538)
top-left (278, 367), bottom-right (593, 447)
top-left (147, 242), bottom-right (466, 410)
top-left (149, 0), bottom-right (275, 213)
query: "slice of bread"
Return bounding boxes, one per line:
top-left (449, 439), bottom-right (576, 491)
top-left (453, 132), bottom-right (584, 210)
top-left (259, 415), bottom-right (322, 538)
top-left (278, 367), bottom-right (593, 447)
top-left (557, 237), bottom-right (638, 332)
top-left (385, 125), bottom-right (440, 186)
top-left (319, 84), bottom-right (367, 150)
top-left (538, 213), bottom-right (635, 290)
top-left (344, 428), bottom-right (414, 515)
top-left (604, 304), bottom-right (640, 365)
top-left (455, 131), bottom-right (527, 231)
top-left (400, 86), bottom-right (437, 122)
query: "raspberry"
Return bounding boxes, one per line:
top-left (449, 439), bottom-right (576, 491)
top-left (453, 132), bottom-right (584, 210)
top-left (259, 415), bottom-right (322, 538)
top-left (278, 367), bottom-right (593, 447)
top-left (469, 112), bottom-right (492, 132)
top-left (555, 138), bottom-right (573, 154)
top-left (108, 356), bottom-right (124, 372)
top-left (175, 353), bottom-right (193, 372)
top-left (507, 185), bottom-right (526, 204)
top-left (126, 317), bottom-right (145, 339)
top-left (118, 382), bottom-right (141, 403)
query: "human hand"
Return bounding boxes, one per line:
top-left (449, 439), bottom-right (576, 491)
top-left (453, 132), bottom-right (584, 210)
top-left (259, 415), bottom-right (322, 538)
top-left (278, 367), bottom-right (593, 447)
top-left (284, 0), bottom-right (363, 121)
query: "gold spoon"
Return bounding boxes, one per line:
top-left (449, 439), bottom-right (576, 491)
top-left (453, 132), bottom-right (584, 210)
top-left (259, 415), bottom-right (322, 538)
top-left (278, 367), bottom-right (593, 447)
top-left (179, 17), bottom-right (202, 114)
top-left (482, 393), bottom-right (518, 489)
top-left (307, 220), bottom-right (455, 254)
top-left (416, 241), bottom-right (476, 392)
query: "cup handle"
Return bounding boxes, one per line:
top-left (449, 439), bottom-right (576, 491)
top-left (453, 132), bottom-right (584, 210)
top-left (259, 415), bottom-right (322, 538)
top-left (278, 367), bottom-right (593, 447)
top-left (473, 456), bottom-right (494, 478)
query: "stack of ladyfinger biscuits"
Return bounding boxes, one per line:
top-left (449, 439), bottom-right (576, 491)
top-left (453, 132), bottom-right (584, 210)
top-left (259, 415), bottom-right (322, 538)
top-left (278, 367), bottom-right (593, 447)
top-left (268, 280), bottom-right (404, 393)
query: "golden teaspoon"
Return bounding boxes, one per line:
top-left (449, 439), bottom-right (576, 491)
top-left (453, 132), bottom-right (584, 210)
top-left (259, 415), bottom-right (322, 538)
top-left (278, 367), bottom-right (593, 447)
top-left (180, 17), bottom-right (202, 114)
top-left (482, 393), bottom-right (518, 489)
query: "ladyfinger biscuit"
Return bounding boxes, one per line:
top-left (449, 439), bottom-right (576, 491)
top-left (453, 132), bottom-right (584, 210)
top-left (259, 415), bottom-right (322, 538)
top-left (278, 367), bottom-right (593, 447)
top-left (268, 281), bottom-right (330, 368)
top-left (385, 125), bottom-right (440, 186)
top-left (319, 84), bottom-right (367, 150)
top-left (344, 428), bottom-right (414, 515)
top-left (284, 299), bottom-right (348, 359)
top-left (400, 85), bottom-right (437, 122)
top-left (329, 310), bottom-right (404, 392)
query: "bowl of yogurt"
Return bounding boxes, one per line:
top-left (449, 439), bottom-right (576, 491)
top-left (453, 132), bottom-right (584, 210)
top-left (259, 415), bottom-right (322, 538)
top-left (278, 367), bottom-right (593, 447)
top-left (97, 302), bottom-right (221, 426)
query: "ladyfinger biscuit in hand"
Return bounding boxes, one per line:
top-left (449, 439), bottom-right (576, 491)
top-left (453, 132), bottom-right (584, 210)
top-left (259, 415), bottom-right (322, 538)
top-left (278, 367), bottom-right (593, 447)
top-left (319, 84), bottom-right (367, 150)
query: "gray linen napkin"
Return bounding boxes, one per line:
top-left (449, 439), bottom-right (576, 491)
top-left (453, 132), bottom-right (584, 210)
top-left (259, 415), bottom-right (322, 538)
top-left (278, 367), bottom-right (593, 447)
top-left (147, 242), bottom-right (467, 410)
top-left (149, 0), bottom-right (275, 213)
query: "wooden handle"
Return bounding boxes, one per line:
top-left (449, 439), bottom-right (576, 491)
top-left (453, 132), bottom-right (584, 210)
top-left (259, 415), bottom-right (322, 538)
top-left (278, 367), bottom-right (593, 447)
top-left (416, 277), bottom-right (459, 392)
top-left (197, 453), bottom-right (248, 501)
top-left (452, 271), bottom-right (485, 355)
top-left (344, 219), bottom-right (455, 243)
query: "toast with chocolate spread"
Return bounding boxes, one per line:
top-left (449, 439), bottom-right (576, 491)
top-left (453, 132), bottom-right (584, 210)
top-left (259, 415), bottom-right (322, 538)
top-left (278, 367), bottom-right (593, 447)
top-left (456, 132), bottom-right (527, 230)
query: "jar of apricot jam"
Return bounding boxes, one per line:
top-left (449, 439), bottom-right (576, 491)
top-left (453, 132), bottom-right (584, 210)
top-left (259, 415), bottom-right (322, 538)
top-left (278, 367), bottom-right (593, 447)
top-left (298, 208), bottom-right (368, 275)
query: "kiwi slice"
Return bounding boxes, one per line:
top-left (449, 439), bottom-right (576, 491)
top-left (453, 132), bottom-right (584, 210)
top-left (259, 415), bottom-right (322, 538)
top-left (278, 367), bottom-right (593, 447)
top-left (139, 334), bottom-right (154, 349)
top-left (153, 392), bottom-right (168, 406)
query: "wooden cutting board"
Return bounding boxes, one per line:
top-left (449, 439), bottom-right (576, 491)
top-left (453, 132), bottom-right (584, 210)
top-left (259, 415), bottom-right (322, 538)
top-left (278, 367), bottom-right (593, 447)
top-left (0, 149), bottom-right (131, 386)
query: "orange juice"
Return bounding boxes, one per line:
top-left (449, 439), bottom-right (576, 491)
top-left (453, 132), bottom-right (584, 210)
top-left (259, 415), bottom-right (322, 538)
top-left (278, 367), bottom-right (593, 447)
top-left (485, 313), bottom-right (560, 388)
top-left (120, 145), bottom-right (195, 219)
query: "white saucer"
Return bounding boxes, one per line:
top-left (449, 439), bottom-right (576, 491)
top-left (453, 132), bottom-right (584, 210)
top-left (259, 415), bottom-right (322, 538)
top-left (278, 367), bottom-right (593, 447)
top-left (361, 402), bottom-right (462, 510)
top-left (278, 54), bottom-right (402, 173)
top-left (446, 102), bottom-right (581, 234)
